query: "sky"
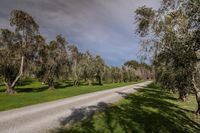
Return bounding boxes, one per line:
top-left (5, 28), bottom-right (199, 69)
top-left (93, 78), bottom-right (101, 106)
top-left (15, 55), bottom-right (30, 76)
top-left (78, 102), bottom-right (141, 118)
top-left (0, 0), bottom-right (161, 66)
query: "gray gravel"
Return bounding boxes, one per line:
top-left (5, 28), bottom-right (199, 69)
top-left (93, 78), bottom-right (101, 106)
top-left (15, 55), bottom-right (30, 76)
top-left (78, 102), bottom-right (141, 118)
top-left (0, 81), bottom-right (152, 133)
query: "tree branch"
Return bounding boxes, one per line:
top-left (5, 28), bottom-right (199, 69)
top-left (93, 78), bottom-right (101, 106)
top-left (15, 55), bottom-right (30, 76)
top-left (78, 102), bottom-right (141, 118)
top-left (11, 56), bottom-right (24, 88)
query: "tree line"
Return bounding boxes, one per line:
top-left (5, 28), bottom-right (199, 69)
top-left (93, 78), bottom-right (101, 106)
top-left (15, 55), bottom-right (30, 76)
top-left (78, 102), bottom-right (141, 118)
top-left (0, 10), bottom-right (153, 94)
top-left (135, 0), bottom-right (200, 114)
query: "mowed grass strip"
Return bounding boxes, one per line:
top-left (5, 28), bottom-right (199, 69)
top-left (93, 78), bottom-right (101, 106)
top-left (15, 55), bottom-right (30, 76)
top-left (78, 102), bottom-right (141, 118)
top-left (63, 83), bottom-right (200, 133)
top-left (0, 80), bottom-right (139, 111)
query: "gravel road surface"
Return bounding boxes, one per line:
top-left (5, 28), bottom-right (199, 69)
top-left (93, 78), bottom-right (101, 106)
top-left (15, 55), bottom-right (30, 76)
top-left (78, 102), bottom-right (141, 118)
top-left (0, 81), bottom-right (152, 133)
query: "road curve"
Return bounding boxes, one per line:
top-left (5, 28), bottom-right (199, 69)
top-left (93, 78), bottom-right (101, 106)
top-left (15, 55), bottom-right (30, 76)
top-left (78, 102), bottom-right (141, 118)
top-left (0, 81), bottom-right (152, 133)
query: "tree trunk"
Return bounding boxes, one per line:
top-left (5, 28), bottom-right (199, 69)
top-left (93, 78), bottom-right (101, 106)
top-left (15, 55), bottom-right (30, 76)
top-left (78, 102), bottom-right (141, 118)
top-left (11, 56), bottom-right (24, 88)
top-left (4, 82), bottom-right (16, 94)
top-left (73, 79), bottom-right (79, 87)
top-left (48, 84), bottom-right (54, 90)
top-left (88, 79), bottom-right (92, 86)
top-left (97, 76), bottom-right (102, 85)
top-left (178, 92), bottom-right (188, 102)
top-left (48, 79), bottom-right (55, 90)
top-left (84, 77), bottom-right (87, 82)
top-left (192, 74), bottom-right (200, 115)
top-left (4, 56), bottom-right (24, 94)
top-left (195, 92), bottom-right (200, 115)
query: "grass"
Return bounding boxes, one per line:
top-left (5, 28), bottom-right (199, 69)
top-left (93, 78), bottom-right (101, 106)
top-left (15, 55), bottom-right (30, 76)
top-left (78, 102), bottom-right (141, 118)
top-left (0, 79), bottom-right (140, 111)
top-left (62, 83), bottom-right (200, 133)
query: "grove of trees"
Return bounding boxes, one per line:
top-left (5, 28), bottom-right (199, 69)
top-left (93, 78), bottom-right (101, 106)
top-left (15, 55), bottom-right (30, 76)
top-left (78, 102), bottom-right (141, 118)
top-left (0, 10), bottom-right (153, 94)
top-left (135, 0), bottom-right (200, 114)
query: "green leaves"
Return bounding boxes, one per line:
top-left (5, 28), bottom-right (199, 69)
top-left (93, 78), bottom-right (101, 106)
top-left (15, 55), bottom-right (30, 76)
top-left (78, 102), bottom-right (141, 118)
top-left (135, 6), bottom-right (155, 37)
top-left (10, 10), bottom-right (39, 35)
top-left (135, 0), bottom-right (200, 99)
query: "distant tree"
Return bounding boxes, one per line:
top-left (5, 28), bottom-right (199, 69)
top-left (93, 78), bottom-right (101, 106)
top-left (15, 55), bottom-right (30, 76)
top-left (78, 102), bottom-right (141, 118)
top-left (110, 67), bottom-right (122, 83)
top-left (124, 60), bottom-right (153, 80)
top-left (122, 66), bottom-right (129, 82)
top-left (68, 45), bottom-right (80, 86)
top-left (37, 35), bottom-right (68, 89)
top-left (93, 55), bottom-right (106, 85)
top-left (124, 60), bottom-right (140, 69)
top-left (81, 51), bottom-right (95, 85)
top-left (102, 66), bottom-right (111, 82)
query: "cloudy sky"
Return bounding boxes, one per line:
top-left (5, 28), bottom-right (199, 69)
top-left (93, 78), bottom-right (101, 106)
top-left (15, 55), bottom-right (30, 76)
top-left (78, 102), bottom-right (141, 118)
top-left (0, 0), bottom-right (160, 66)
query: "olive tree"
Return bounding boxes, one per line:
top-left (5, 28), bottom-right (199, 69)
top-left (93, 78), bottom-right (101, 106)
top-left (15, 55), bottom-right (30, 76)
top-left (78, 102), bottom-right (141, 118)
top-left (80, 51), bottom-right (95, 85)
top-left (37, 35), bottom-right (68, 89)
top-left (93, 55), bottom-right (106, 85)
top-left (68, 45), bottom-right (81, 86)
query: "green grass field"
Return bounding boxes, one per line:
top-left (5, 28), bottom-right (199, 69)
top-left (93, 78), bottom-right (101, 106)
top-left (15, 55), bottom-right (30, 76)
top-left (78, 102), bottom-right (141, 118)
top-left (63, 83), bottom-right (200, 133)
top-left (0, 80), bottom-right (139, 111)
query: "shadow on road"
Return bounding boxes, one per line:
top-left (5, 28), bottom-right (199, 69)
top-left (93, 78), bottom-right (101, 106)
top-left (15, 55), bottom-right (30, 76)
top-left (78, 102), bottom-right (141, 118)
top-left (52, 83), bottom-right (200, 133)
top-left (51, 102), bottom-right (111, 133)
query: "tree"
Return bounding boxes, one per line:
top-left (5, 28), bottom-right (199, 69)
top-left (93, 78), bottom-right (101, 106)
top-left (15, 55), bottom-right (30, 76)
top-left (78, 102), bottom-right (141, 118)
top-left (80, 51), bottom-right (95, 85)
top-left (0, 10), bottom-right (39, 94)
top-left (124, 60), bottom-right (140, 69)
top-left (68, 45), bottom-right (80, 86)
top-left (135, 0), bottom-right (200, 114)
top-left (122, 66), bottom-right (129, 82)
top-left (124, 60), bottom-right (153, 80)
top-left (93, 55), bottom-right (106, 85)
top-left (37, 35), bottom-right (68, 89)
top-left (110, 67), bottom-right (122, 83)
top-left (0, 29), bottom-right (21, 94)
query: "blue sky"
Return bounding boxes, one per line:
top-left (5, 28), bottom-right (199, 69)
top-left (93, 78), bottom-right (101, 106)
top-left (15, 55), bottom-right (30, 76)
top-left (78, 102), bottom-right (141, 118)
top-left (0, 0), bottom-right (160, 66)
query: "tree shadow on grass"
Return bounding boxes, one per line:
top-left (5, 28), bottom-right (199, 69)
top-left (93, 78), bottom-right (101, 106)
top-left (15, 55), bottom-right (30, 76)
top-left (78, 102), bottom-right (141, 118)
top-left (15, 81), bottom-right (73, 93)
top-left (54, 82), bottom-right (73, 89)
top-left (15, 86), bottom-right (49, 92)
top-left (51, 102), bottom-right (111, 133)
top-left (0, 80), bottom-right (106, 93)
top-left (0, 79), bottom-right (49, 93)
top-left (17, 79), bottom-right (35, 86)
top-left (0, 81), bottom-right (75, 93)
top-left (57, 85), bottom-right (200, 133)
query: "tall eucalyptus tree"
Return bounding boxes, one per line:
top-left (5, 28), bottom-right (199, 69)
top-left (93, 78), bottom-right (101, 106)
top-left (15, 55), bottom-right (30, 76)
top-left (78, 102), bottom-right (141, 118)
top-left (0, 10), bottom-right (39, 94)
top-left (135, 0), bottom-right (200, 114)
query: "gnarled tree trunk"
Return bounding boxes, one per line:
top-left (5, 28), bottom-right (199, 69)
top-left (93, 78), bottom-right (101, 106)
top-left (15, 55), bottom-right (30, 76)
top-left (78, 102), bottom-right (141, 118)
top-left (48, 79), bottom-right (55, 90)
top-left (195, 92), bottom-right (200, 115)
top-left (192, 74), bottom-right (200, 115)
top-left (87, 79), bottom-right (91, 86)
top-left (97, 76), bottom-right (102, 85)
top-left (178, 92), bottom-right (188, 102)
top-left (73, 80), bottom-right (79, 87)
top-left (4, 82), bottom-right (16, 94)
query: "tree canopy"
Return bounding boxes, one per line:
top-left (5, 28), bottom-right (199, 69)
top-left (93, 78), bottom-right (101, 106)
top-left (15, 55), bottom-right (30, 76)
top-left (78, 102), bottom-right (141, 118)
top-left (135, 0), bottom-right (200, 114)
